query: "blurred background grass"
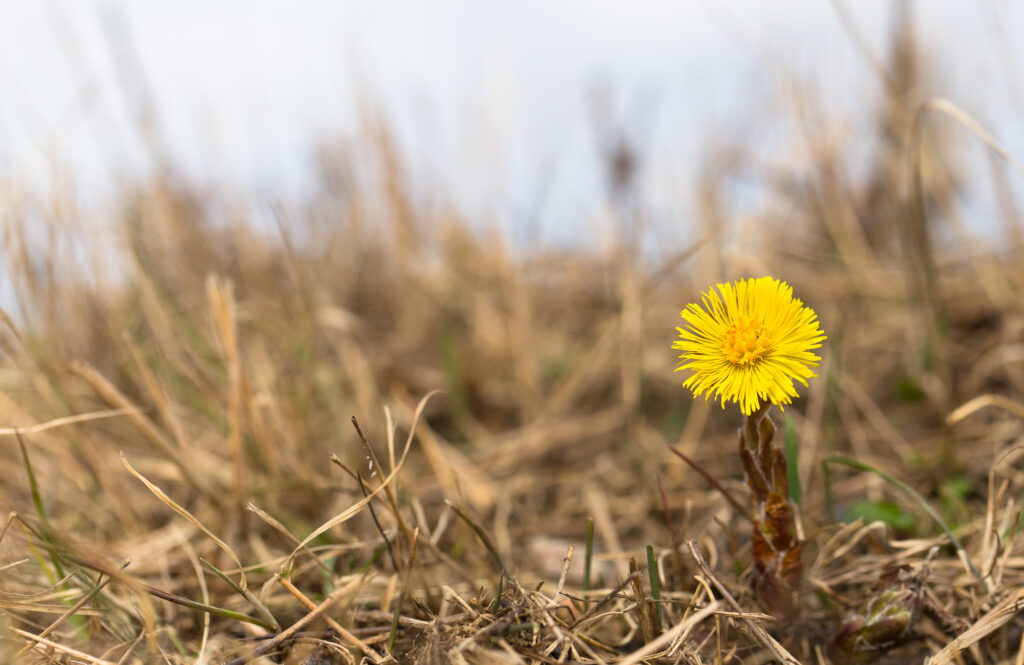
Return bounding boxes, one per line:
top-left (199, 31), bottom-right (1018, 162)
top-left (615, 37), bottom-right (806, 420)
top-left (3, 2), bottom-right (1024, 663)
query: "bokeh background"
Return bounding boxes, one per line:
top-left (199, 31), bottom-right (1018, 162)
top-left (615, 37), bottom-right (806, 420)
top-left (4, 1), bottom-right (1024, 244)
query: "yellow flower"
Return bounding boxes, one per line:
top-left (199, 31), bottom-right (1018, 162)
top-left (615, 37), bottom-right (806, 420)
top-left (673, 276), bottom-right (826, 415)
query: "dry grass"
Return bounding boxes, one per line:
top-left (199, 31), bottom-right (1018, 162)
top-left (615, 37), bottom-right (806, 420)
top-left (3, 22), bottom-right (1024, 665)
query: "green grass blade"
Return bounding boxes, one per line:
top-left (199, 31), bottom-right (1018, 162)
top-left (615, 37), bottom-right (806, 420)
top-left (388, 595), bottom-right (402, 652)
top-left (389, 528), bottom-right (420, 653)
top-left (57, 550), bottom-right (277, 631)
top-left (645, 544), bottom-right (662, 634)
top-left (146, 585), bottom-right (277, 631)
top-left (784, 416), bottom-right (801, 507)
top-left (200, 558), bottom-right (280, 632)
top-left (447, 501), bottom-right (505, 575)
top-left (16, 432), bottom-right (65, 580)
top-left (16, 432), bottom-right (46, 527)
top-left (489, 572), bottom-right (504, 614)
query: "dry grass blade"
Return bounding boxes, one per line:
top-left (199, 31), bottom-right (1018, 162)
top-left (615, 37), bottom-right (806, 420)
top-left (284, 390), bottom-right (441, 570)
top-left (616, 600), bottom-right (724, 665)
top-left (927, 588), bottom-right (1024, 665)
top-left (246, 502), bottom-right (332, 575)
top-left (207, 275), bottom-right (245, 506)
top-left (947, 394), bottom-right (1024, 425)
top-left (120, 451), bottom-right (247, 590)
top-left (12, 571), bottom-right (116, 659)
top-left (231, 572), bottom-right (373, 665)
top-left (687, 540), bottom-right (800, 665)
top-left (10, 627), bottom-right (115, 665)
top-left (918, 98), bottom-right (1024, 179)
top-left (73, 360), bottom-right (206, 493)
top-left (569, 571), bottom-right (643, 630)
top-left (0, 512), bottom-right (16, 547)
top-left (0, 599), bottom-right (102, 615)
top-left (0, 407), bottom-right (142, 437)
top-left (277, 574), bottom-right (381, 663)
top-left (628, 556), bottom-right (655, 644)
top-left (180, 536), bottom-right (212, 665)
top-left (554, 545), bottom-right (573, 603)
top-left (125, 338), bottom-right (192, 455)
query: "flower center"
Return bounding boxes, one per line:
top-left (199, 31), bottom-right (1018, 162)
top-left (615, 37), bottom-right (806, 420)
top-left (721, 316), bottom-right (769, 365)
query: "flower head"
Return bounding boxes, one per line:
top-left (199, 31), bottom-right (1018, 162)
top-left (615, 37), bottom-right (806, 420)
top-left (673, 276), bottom-right (826, 415)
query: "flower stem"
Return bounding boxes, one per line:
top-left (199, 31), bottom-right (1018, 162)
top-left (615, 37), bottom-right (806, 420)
top-left (741, 403), bottom-right (771, 450)
top-left (740, 405), bottom-right (802, 620)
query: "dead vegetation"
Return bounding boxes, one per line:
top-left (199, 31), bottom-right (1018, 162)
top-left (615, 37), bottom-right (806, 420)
top-left (3, 15), bottom-right (1024, 665)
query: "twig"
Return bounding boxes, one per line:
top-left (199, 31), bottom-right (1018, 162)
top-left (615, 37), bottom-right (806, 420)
top-left (665, 444), bottom-right (749, 519)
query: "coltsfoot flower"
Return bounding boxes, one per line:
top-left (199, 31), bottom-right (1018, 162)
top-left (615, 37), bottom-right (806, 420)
top-left (674, 276), bottom-right (826, 415)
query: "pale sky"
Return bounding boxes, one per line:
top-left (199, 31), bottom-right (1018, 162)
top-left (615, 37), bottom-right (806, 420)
top-left (1, 1), bottom-right (1022, 246)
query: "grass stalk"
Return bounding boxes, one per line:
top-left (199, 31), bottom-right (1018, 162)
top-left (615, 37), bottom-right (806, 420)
top-left (824, 456), bottom-right (988, 591)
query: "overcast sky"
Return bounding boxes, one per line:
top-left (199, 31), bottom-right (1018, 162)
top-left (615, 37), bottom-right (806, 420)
top-left (1, 1), bottom-right (1022, 245)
